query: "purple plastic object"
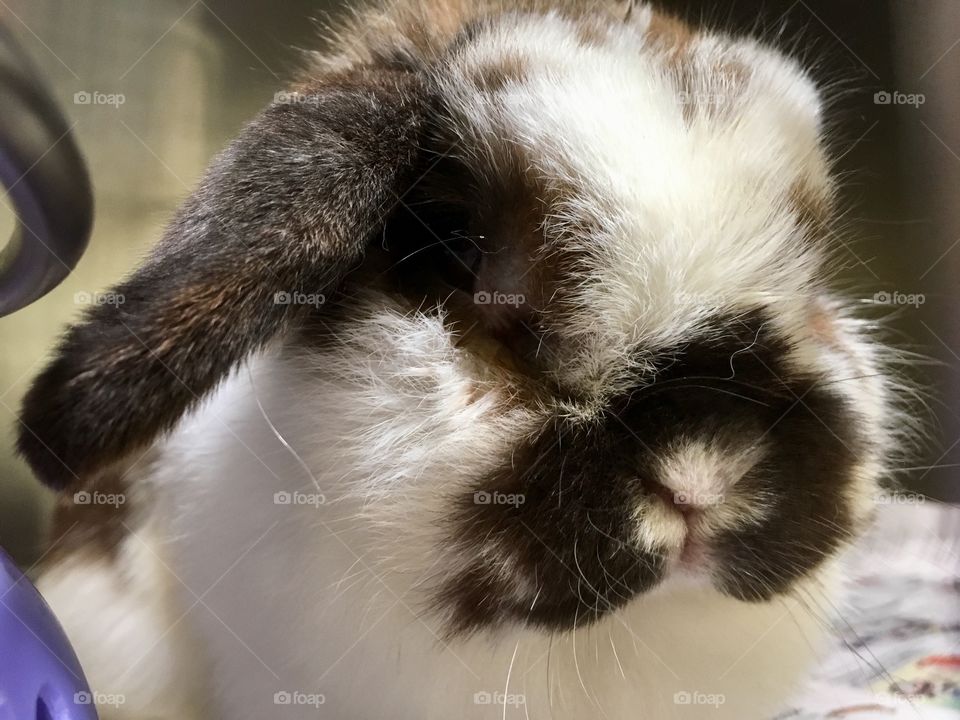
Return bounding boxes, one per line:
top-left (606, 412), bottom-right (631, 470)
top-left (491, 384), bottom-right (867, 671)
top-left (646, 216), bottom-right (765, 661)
top-left (0, 22), bottom-right (93, 317)
top-left (0, 548), bottom-right (98, 720)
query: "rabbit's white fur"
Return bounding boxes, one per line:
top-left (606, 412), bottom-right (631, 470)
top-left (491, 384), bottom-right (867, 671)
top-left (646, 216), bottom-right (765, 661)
top-left (35, 2), bottom-right (896, 718)
top-left (40, 333), bottom-right (842, 720)
top-left (40, 297), bottom-right (884, 720)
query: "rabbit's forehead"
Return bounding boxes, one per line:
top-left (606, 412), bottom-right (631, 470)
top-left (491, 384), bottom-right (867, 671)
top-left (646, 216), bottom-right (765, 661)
top-left (430, 9), bottom-right (834, 381)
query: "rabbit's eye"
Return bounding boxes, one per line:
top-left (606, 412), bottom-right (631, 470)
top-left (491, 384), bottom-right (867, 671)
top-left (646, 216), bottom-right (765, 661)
top-left (415, 202), bottom-right (479, 293)
top-left (383, 201), bottom-right (481, 296)
top-left (439, 234), bottom-right (483, 292)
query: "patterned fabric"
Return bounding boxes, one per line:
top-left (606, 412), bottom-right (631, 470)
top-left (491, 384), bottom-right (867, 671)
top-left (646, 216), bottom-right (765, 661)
top-left (777, 502), bottom-right (960, 718)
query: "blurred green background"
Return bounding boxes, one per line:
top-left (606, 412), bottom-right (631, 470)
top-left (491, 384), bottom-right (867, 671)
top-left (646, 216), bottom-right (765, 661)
top-left (0, 0), bottom-right (957, 566)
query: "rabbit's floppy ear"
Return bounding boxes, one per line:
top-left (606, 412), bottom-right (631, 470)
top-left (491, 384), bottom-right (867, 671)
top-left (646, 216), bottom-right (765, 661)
top-left (18, 70), bottom-right (428, 488)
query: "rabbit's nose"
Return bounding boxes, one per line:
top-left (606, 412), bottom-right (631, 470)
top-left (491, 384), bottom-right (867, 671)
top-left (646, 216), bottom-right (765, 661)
top-left (642, 480), bottom-right (716, 572)
top-left (652, 440), bottom-right (765, 509)
top-left (646, 478), bottom-right (719, 512)
top-left (645, 467), bottom-right (728, 519)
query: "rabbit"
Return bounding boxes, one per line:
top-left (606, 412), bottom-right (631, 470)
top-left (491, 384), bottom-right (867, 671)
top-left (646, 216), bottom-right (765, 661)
top-left (18, 0), bottom-right (901, 718)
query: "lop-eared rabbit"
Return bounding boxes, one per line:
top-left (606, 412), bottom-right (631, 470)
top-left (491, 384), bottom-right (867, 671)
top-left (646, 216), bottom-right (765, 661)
top-left (20, 0), bottom-right (898, 717)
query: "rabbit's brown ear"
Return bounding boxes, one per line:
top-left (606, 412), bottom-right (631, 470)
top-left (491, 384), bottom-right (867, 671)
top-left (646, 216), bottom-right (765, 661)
top-left (18, 70), bottom-right (427, 488)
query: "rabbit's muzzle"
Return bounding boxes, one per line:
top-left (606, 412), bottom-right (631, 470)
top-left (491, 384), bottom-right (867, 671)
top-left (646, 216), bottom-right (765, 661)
top-left (436, 309), bottom-right (866, 635)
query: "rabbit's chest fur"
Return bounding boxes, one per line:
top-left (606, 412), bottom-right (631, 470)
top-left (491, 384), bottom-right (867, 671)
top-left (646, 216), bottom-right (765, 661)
top-left (41, 300), bottom-right (843, 719)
